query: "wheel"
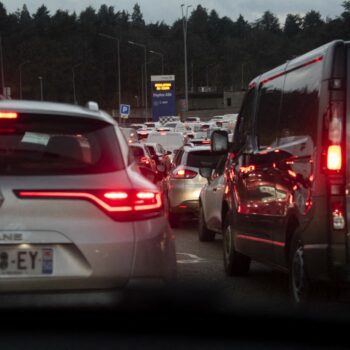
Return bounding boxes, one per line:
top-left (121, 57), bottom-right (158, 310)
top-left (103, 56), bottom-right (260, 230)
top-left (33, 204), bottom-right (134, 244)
top-left (289, 233), bottom-right (316, 304)
top-left (168, 212), bottom-right (179, 229)
top-left (198, 206), bottom-right (215, 242)
top-left (223, 213), bottom-right (250, 276)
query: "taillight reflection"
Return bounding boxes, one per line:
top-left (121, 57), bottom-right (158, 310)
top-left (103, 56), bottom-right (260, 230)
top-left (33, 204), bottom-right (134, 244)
top-left (172, 168), bottom-right (197, 179)
top-left (327, 145), bottom-right (342, 171)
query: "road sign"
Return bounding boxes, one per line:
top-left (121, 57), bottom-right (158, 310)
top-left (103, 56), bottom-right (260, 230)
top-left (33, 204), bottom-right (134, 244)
top-left (151, 75), bottom-right (176, 121)
top-left (120, 104), bottom-right (130, 118)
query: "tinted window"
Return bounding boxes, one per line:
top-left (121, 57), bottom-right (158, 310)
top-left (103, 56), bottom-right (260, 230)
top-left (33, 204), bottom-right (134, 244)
top-left (278, 61), bottom-right (321, 144)
top-left (0, 115), bottom-right (123, 175)
top-left (145, 145), bottom-right (156, 156)
top-left (256, 76), bottom-right (284, 148)
top-left (130, 146), bottom-right (145, 158)
top-left (185, 150), bottom-right (222, 169)
top-left (234, 89), bottom-right (255, 147)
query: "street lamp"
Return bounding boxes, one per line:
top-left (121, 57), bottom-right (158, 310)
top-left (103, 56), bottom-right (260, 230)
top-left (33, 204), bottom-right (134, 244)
top-left (72, 63), bottom-right (82, 104)
top-left (149, 50), bottom-right (164, 74)
top-left (0, 35), bottom-right (5, 96)
top-left (128, 40), bottom-right (148, 122)
top-left (19, 60), bottom-right (30, 100)
top-left (38, 76), bottom-right (43, 101)
top-left (98, 33), bottom-right (121, 116)
top-left (181, 4), bottom-right (192, 112)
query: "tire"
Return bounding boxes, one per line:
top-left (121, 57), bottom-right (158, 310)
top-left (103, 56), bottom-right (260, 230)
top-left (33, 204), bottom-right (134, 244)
top-left (198, 206), bottom-right (216, 242)
top-left (223, 213), bottom-right (250, 276)
top-left (168, 212), bottom-right (179, 229)
top-left (289, 233), bottom-right (319, 304)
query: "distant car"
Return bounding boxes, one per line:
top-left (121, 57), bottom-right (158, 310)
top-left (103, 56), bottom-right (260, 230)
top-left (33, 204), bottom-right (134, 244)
top-left (144, 121), bottom-right (161, 129)
top-left (198, 155), bottom-right (228, 241)
top-left (120, 127), bottom-right (138, 144)
top-left (129, 143), bottom-right (158, 174)
top-left (163, 122), bottom-right (187, 133)
top-left (165, 145), bottom-right (223, 228)
top-left (0, 99), bottom-right (176, 296)
top-left (144, 142), bottom-right (172, 175)
top-left (130, 123), bottom-right (146, 131)
top-left (146, 132), bottom-right (186, 158)
top-left (184, 117), bottom-right (201, 123)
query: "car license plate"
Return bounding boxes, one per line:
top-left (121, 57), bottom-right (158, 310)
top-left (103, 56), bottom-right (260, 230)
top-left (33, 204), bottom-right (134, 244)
top-left (0, 247), bottom-right (54, 275)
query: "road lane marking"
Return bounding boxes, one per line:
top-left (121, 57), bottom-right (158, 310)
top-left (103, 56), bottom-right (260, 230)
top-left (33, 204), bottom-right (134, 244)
top-left (176, 252), bottom-right (206, 264)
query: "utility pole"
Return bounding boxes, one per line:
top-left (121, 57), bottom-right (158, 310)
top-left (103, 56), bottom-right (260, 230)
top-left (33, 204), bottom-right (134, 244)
top-left (0, 35), bottom-right (5, 96)
top-left (181, 4), bottom-right (192, 112)
top-left (98, 33), bottom-right (121, 117)
top-left (128, 40), bottom-right (148, 122)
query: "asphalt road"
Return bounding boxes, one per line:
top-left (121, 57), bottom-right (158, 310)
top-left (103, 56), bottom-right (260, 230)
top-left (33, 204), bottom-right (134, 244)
top-left (174, 218), bottom-right (293, 309)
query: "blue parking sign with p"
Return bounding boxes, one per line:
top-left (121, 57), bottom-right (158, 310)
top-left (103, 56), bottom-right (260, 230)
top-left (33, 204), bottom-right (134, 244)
top-left (120, 104), bottom-right (130, 117)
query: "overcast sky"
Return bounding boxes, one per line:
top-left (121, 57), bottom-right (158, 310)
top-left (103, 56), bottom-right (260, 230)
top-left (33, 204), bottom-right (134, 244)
top-left (1, 0), bottom-right (345, 24)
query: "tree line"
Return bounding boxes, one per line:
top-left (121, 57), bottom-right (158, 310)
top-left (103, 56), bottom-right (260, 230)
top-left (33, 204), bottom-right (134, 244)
top-left (0, 2), bottom-right (350, 111)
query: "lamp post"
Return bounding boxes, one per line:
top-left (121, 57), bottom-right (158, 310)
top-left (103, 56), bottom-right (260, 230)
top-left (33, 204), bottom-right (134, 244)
top-left (181, 4), bottom-right (192, 112)
top-left (19, 60), bottom-right (30, 100)
top-left (0, 35), bottom-right (5, 96)
top-left (38, 76), bottom-right (43, 101)
top-left (71, 63), bottom-right (82, 104)
top-left (98, 33), bottom-right (121, 116)
top-left (128, 40), bottom-right (148, 121)
top-left (149, 50), bottom-right (164, 74)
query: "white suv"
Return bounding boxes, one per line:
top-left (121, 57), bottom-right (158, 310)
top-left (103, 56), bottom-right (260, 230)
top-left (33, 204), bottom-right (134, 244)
top-left (0, 100), bottom-right (176, 296)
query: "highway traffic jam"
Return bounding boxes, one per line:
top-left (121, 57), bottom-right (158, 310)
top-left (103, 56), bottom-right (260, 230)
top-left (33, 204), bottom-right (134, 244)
top-left (1, 39), bottom-right (350, 306)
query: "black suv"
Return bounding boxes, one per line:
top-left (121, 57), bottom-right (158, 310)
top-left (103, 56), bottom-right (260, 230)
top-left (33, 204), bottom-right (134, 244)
top-left (210, 40), bottom-right (350, 302)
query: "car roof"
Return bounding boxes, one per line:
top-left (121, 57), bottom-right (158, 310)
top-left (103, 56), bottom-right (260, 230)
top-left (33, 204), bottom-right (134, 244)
top-left (0, 100), bottom-right (115, 124)
top-left (183, 145), bottom-right (211, 152)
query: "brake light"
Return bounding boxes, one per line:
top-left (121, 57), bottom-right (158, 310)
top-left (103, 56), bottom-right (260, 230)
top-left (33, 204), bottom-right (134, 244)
top-left (0, 112), bottom-right (17, 119)
top-left (172, 168), bottom-right (197, 179)
top-left (327, 145), bottom-right (342, 171)
top-left (14, 189), bottom-right (163, 221)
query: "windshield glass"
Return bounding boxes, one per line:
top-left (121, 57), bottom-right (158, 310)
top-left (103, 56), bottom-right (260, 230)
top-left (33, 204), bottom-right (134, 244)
top-left (185, 150), bottom-right (222, 168)
top-left (0, 115), bottom-right (122, 175)
top-left (147, 134), bottom-right (184, 150)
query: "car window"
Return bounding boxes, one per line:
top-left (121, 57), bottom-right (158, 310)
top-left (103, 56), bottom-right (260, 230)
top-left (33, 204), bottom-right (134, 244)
top-left (0, 116), bottom-right (123, 175)
top-left (145, 145), bottom-right (156, 156)
top-left (185, 150), bottom-right (222, 169)
top-left (130, 145), bottom-right (145, 158)
top-left (256, 76), bottom-right (284, 149)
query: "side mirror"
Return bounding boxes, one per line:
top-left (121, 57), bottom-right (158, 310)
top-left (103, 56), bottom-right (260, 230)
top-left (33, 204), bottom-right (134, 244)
top-left (211, 130), bottom-right (229, 154)
top-left (139, 166), bottom-right (157, 183)
top-left (199, 167), bottom-right (213, 183)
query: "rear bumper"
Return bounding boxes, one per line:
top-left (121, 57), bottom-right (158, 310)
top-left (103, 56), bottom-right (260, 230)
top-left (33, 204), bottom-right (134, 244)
top-left (170, 200), bottom-right (200, 215)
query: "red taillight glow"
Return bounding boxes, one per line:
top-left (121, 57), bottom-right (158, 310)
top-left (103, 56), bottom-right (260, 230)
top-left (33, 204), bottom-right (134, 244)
top-left (140, 156), bottom-right (150, 165)
top-left (327, 145), bottom-right (342, 171)
top-left (15, 189), bottom-right (163, 221)
top-left (172, 168), bottom-right (197, 179)
top-left (104, 192), bottom-right (128, 200)
top-left (0, 112), bottom-right (18, 119)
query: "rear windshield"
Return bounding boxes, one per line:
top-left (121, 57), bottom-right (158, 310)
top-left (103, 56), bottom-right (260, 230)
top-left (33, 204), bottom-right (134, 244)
top-left (145, 145), bottom-right (156, 156)
top-left (130, 145), bottom-right (146, 158)
top-left (0, 114), bottom-right (123, 175)
top-left (164, 123), bottom-right (177, 128)
top-left (147, 134), bottom-right (184, 149)
top-left (185, 150), bottom-right (222, 169)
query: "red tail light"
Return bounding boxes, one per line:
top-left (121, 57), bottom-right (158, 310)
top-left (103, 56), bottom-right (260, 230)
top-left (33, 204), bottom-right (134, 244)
top-left (140, 156), bottom-right (150, 165)
top-left (14, 189), bottom-right (163, 221)
top-left (327, 145), bottom-right (342, 171)
top-left (172, 168), bottom-right (197, 179)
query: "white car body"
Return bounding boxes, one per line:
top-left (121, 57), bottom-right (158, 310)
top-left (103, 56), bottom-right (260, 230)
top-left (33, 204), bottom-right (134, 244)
top-left (0, 100), bottom-right (176, 295)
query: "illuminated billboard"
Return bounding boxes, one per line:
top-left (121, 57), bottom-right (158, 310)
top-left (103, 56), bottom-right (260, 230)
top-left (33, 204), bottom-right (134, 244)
top-left (151, 75), bottom-right (176, 121)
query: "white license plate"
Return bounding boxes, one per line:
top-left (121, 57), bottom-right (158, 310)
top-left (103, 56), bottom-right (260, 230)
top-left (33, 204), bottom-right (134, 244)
top-left (0, 246), bottom-right (54, 275)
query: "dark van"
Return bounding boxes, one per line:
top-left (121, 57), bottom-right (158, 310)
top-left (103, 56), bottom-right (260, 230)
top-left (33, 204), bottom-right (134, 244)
top-left (211, 40), bottom-right (350, 302)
